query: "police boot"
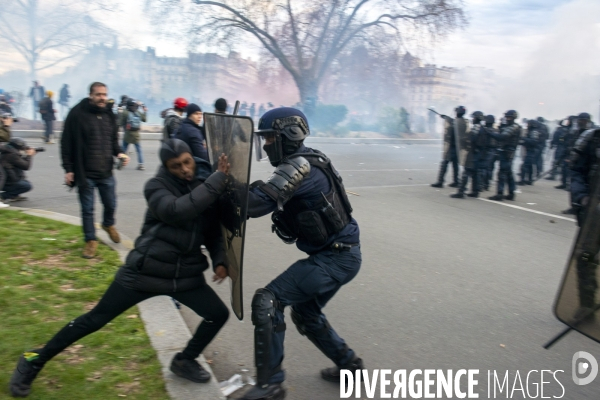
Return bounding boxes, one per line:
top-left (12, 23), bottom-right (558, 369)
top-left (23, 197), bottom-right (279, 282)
top-left (555, 184), bottom-right (567, 189)
top-left (505, 193), bottom-right (515, 201)
top-left (488, 194), bottom-right (504, 201)
top-left (450, 192), bottom-right (465, 198)
top-left (431, 182), bottom-right (444, 188)
top-left (544, 175), bottom-right (555, 180)
top-left (516, 180), bottom-right (526, 186)
top-left (448, 182), bottom-right (459, 188)
top-left (240, 383), bottom-right (286, 400)
top-left (321, 357), bottom-right (364, 383)
top-left (467, 192), bottom-right (479, 198)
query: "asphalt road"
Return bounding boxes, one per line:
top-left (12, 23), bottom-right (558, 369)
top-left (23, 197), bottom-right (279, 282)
top-left (12, 137), bottom-right (600, 399)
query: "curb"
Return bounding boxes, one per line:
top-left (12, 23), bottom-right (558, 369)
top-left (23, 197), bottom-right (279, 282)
top-left (8, 207), bottom-right (225, 400)
top-left (12, 129), bottom-right (440, 145)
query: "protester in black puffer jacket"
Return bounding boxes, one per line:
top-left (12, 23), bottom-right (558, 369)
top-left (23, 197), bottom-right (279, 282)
top-left (10, 139), bottom-right (233, 397)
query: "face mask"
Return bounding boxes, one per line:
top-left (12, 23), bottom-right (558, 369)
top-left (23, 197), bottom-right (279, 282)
top-left (263, 142), bottom-right (281, 167)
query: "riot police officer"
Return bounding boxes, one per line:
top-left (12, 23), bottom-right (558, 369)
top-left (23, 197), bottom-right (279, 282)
top-left (451, 111), bottom-right (483, 198)
top-left (241, 108), bottom-right (362, 400)
top-left (489, 110), bottom-right (522, 201)
top-left (569, 125), bottom-right (600, 318)
top-left (431, 106), bottom-right (467, 188)
top-left (518, 120), bottom-right (541, 186)
top-left (546, 117), bottom-right (573, 185)
top-left (483, 115), bottom-right (499, 191)
top-left (535, 117), bottom-right (549, 177)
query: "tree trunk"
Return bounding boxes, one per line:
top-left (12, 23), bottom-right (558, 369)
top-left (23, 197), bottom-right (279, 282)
top-left (295, 77), bottom-right (320, 117)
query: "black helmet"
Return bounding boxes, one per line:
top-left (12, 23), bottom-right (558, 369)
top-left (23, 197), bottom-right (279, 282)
top-left (536, 116), bottom-right (545, 123)
top-left (8, 137), bottom-right (27, 150)
top-left (256, 107), bottom-right (310, 166)
top-left (578, 112), bottom-right (591, 120)
top-left (471, 111), bottom-right (484, 119)
top-left (505, 110), bottom-right (518, 118)
top-left (455, 105), bottom-right (466, 115)
top-left (485, 115), bottom-right (495, 125)
top-left (126, 99), bottom-right (137, 108)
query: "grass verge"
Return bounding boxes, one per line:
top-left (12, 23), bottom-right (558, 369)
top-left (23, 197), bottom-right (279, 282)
top-left (0, 210), bottom-right (168, 399)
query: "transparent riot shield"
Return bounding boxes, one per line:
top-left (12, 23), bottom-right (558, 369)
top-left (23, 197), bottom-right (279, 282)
top-left (554, 171), bottom-right (600, 342)
top-left (203, 113), bottom-right (254, 320)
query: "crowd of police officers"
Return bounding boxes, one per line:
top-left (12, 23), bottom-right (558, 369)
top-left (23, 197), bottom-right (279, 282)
top-left (430, 107), bottom-right (596, 209)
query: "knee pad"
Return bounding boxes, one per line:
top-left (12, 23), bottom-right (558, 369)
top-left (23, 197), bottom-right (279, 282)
top-left (251, 288), bottom-right (278, 327)
top-left (291, 309), bottom-right (307, 336)
top-left (291, 308), bottom-right (331, 337)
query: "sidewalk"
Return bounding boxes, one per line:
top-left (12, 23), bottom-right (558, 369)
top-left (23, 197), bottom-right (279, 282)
top-left (10, 206), bottom-right (225, 400)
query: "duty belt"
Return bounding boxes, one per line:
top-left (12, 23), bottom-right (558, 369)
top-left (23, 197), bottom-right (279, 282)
top-left (330, 242), bottom-right (359, 253)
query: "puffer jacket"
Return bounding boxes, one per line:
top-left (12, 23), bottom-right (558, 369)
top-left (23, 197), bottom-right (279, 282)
top-left (174, 118), bottom-right (208, 161)
top-left (115, 161), bottom-right (229, 293)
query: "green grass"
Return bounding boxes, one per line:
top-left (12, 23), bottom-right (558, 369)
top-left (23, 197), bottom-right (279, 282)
top-left (0, 210), bottom-right (168, 399)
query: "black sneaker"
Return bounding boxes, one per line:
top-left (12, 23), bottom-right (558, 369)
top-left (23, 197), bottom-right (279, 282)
top-left (488, 194), bottom-right (504, 201)
top-left (544, 176), bottom-right (555, 180)
top-left (169, 353), bottom-right (210, 383)
top-left (239, 383), bottom-right (286, 400)
top-left (10, 350), bottom-right (45, 398)
top-left (466, 192), bottom-right (479, 198)
top-left (505, 193), bottom-right (515, 201)
top-left (516, 181), bottom-right (526, 186)
top-left (321, 357), bottom-right (364, 383)
top-left (448, 182), bottom-right (459, 188)
top-left (555, 184), bottom-right (567, 189)
top-left (430, 182), bottom-right (443, 188)
top-left (450, 193), bottom-right (465, 198)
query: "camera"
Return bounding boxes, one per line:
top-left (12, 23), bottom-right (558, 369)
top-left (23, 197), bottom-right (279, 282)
top-left (32, 147), bottom-right (45, 152)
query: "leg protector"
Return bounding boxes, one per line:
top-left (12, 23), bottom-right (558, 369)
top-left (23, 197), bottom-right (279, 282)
top-left (291, 309), bottom-right (350, 365)
top-left (251, 288), bottom-right (284, 386)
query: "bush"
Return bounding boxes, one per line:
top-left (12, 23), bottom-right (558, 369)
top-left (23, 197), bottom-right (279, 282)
top-left (378, 107), bottom-right (411, 136)
top-left (311, 104), bottom-right (348, 131)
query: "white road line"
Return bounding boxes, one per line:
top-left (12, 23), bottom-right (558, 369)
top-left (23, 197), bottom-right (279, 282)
top-left (347, 183), bottom-right (430, 190)
top-left (478, 198), bottom-right (576, 222)
top-left (339, 169), bottom-right (436, 172)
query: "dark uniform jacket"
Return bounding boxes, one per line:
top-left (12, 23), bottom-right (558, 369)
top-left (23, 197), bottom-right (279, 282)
top-left (115, 163), bottom-right (229, 293)
top-left (570, 128), bottom-right (600, 219)
top-left (61, 98), bottom-right (121, 187)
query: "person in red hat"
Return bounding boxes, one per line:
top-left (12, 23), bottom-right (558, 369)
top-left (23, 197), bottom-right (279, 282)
top-left (163, 97), bottom-right (188, 140)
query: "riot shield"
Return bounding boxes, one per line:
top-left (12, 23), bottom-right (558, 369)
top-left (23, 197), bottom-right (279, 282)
top-left (554, 170), bottom-right (600, 342)
top-left (454, 117), bottom-right (469, 166)
top-left (203, 113), bottom-right (254, 320)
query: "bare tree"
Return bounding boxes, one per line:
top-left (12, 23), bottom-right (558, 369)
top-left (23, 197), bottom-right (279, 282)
top-left (0, 0), bottom-right (114, 80)
top-left (151, 0), bottom-right (466, 114)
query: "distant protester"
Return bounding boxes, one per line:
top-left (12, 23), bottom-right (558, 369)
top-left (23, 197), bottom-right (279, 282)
top-left (0, 112), bottom-right (13, 142)
top-left (28, 81), bottom-right (45, 120)
top-left (163, 97), bottom-right (188, 140)
top-left (58, 84), bottom-right (71, 120)
top-left (174, 103), bottom-right (208, 160)
top-left (38, 91), bottom-right (56, 144)
top-left (119, 99), bottom-right (147, 170)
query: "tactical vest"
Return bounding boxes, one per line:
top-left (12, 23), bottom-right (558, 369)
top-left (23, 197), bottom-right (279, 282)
top-left (270, 150), bottom-right (353, 247)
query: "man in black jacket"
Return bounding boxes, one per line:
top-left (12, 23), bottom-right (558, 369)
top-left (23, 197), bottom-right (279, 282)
top-left (174, 103), bottom-right (208, 161)
top-left (10, 139), bottom-right (232, 398)
top-left (61, 82), bottom-right (129, 259)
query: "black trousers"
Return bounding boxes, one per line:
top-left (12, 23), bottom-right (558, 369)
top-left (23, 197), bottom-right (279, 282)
top-left (37, 280), bottom-right (229, 363)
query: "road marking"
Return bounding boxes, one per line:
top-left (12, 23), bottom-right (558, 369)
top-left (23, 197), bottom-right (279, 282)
top-left (478, 198), bottom-right (576, 222)
top-left (347, 183), bottom-right (430, 190)
top-left (339, 168), bottom-right (436, 172)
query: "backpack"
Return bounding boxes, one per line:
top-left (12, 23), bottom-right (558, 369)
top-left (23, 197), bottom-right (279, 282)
top-left (126, 111), bottom-right (141, 131)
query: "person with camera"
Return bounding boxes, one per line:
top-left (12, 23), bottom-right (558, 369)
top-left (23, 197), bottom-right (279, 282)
top-left (61, 82), bottom-right (129, 259)
top-left (119, 99), bottom-right (147, 171)
top-left (0, 112), bottom-right (13, 143)
top-left (0, 138), bottom-right (37, 202)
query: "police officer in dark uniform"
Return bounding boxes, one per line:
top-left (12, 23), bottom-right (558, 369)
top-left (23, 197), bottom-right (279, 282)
top-left (535, 117), bottom-right (549, 177)
top-left (431, 106), bottom-right (467, 188)
top-left (488, 110), bottom-right (522, 201)
top-left (241, 108), bottom-right (362, 400)
top-left (568, 125), bottom-right (600, 317)
top-left (483, 115), bottom-right (499, 191)
top-left (518, 119), bottom-right (541, 186)
top-left (546, 117), bottom-right (572, 184)
top-left (450, 111), bottom-right (484, 198)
